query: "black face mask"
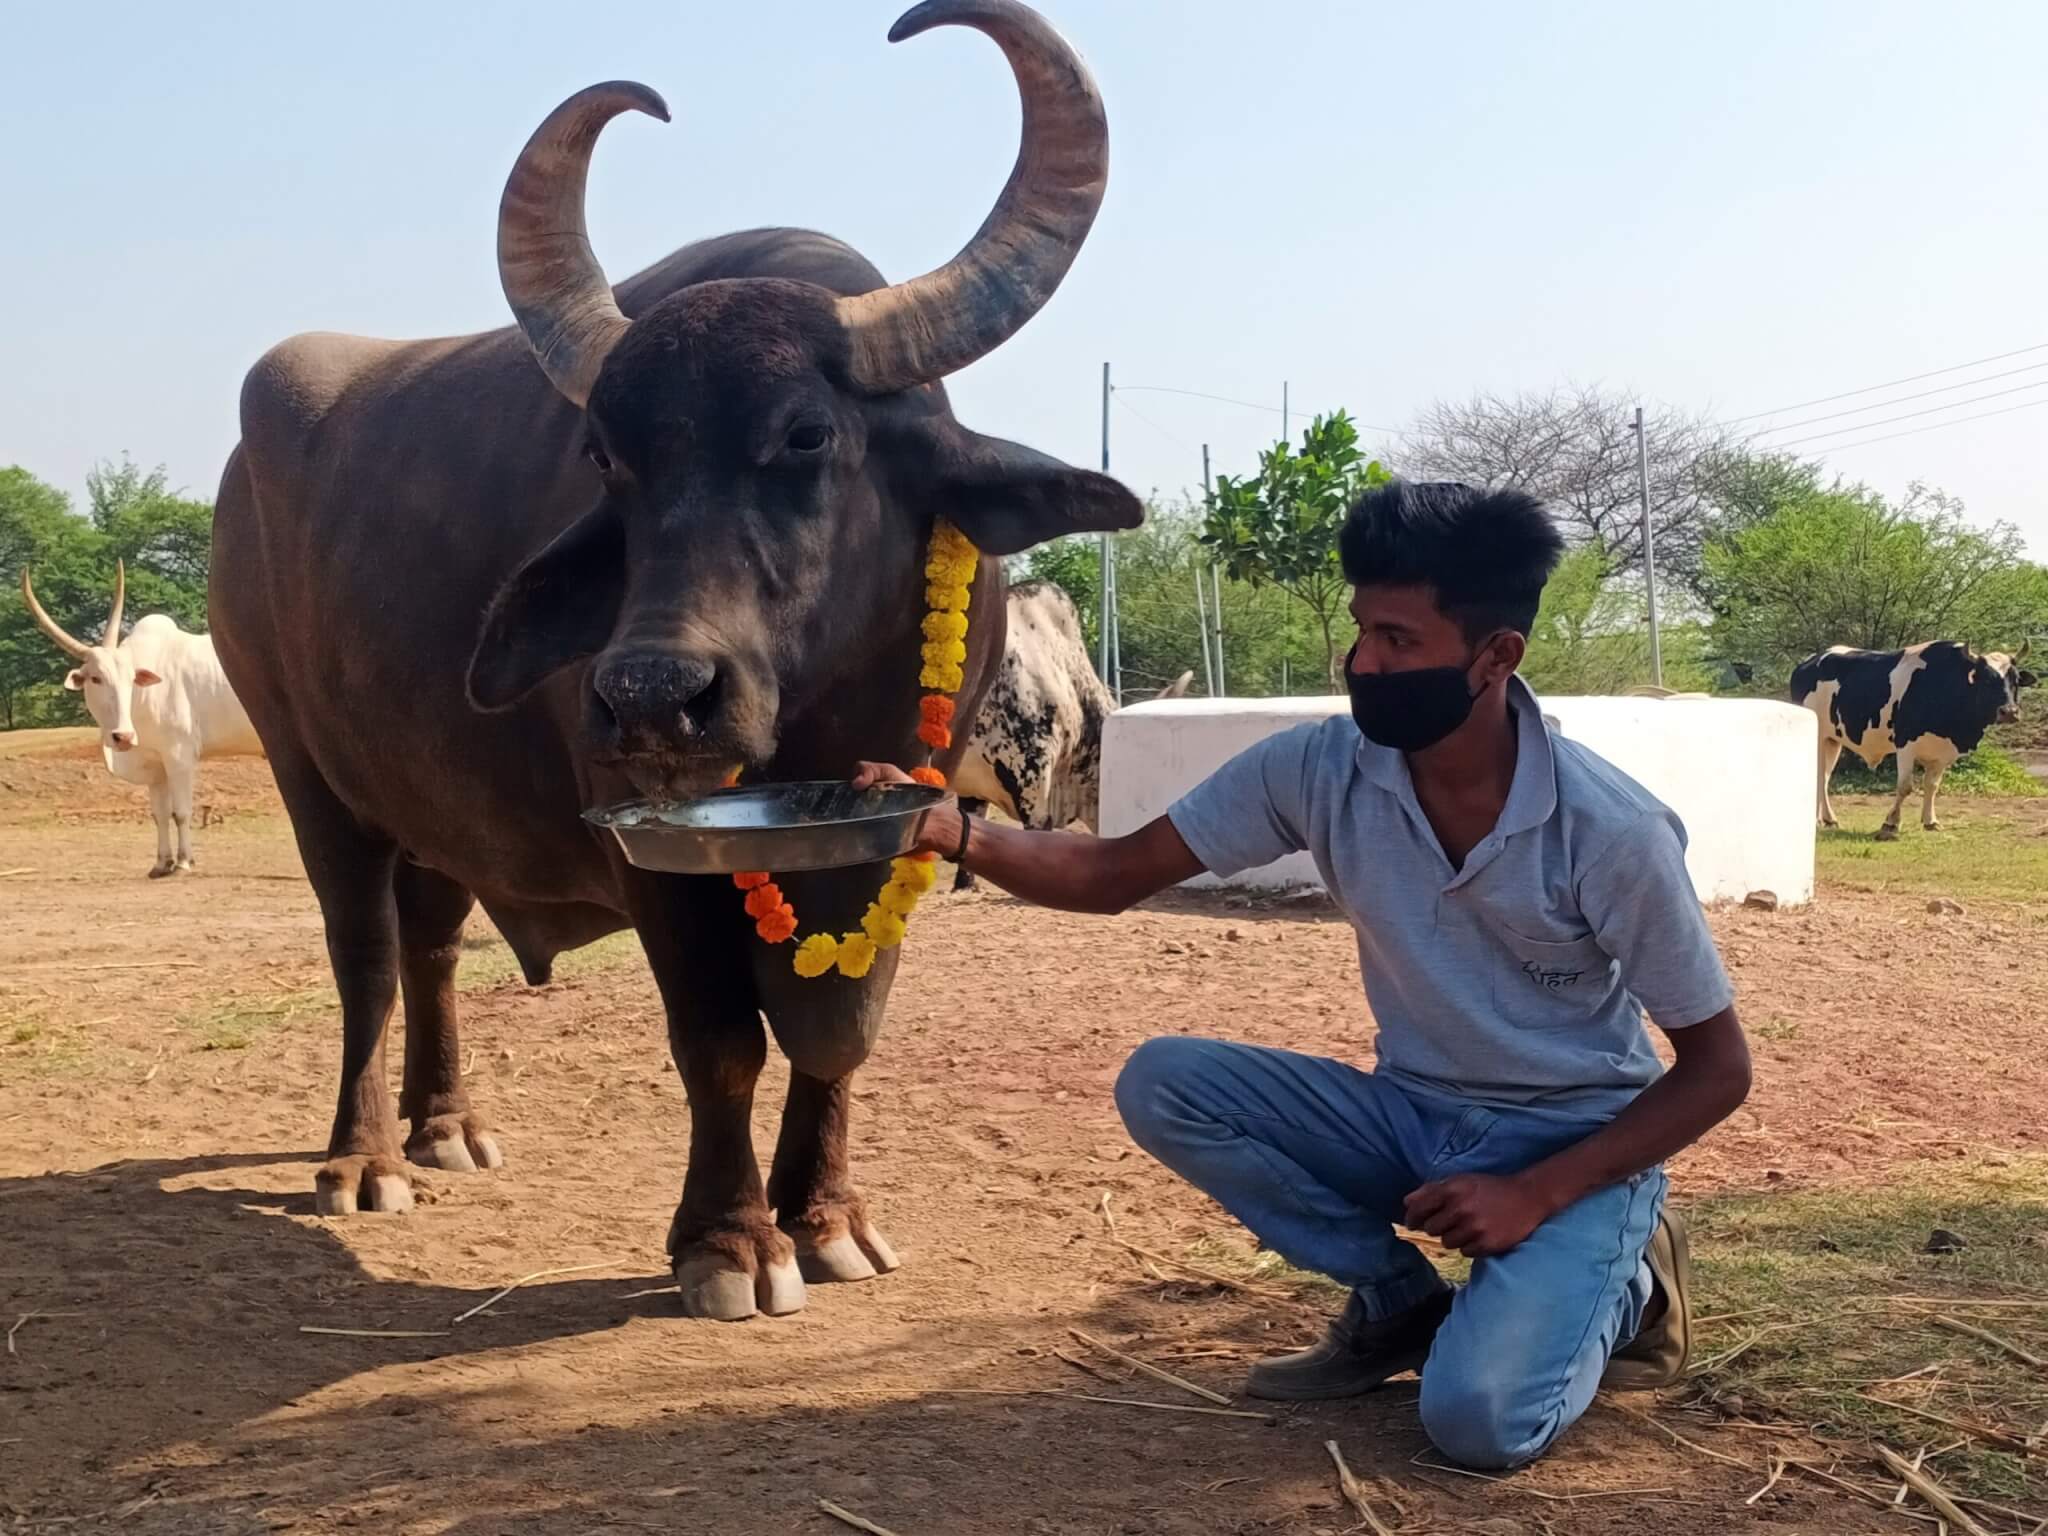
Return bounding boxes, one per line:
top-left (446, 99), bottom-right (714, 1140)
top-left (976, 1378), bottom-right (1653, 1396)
top-left (1345, 639), bottom-right (1495, 753)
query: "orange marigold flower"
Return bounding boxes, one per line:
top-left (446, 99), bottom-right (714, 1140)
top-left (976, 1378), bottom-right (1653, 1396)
top-left (920, 695), bottom-right (955, 726)
top-left (905, 849), bottom-right (937, 863)
top-left (733, 871), bottom-right (772, 890)
top-left (743, 883), bottom-right (785, 920)
top-left (755, 904), bottom-right (798, 944)
top-left (910, 766), bottom-right (947, 788)
top-left (917, 720), bottom-right (952, 749)
top-left (720, 765), bottom-right (743, 788)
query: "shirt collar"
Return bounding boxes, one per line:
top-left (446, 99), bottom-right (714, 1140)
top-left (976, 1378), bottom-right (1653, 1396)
top-left (1353, 672), bottom-right (1558, 837)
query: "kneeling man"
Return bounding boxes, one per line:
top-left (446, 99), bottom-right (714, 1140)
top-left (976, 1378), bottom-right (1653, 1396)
top-left (858, 480), bottom-right (1750, 1469)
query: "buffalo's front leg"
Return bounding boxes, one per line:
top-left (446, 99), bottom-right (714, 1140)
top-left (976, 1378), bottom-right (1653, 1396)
top-left (271, 753), bottom-right (413, 1215)
top-left (757, 864), bottom-right (903, 1287)
top-left (395, 860), bottom-right (501, 1174)
top-left (768, 1070), bottom-right (901, 1283)
top-left (635, 877), bottom-right (804, 1321)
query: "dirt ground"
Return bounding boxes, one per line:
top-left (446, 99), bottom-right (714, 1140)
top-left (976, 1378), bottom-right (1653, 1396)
top-left (4, 733), bottom-right (2044, 1534)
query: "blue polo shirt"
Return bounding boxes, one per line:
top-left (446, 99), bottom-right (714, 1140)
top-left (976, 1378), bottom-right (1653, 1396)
top-left (1166, 676), bottom-right (1735, 1115)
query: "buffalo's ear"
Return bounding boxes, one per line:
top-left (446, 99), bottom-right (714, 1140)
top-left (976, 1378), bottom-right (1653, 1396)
top-left (467, 505), bottom-right (625, 712)
top-left (2021, 669), bottom-right (2040, 688)
top-left (917, 429), bottom-right (1143, 557)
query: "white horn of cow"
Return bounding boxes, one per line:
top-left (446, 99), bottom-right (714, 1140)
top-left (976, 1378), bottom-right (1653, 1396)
top-left (835, 0), bottom-right (1109, 393)
top-left (19, 568), bottom-right (89, 659)
top-left (498, 81), bottom-right (672, 409)
top-left (104, 559), bottom-right (125, 646)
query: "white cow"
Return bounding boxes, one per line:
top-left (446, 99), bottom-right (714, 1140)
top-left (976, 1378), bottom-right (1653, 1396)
top-left (951, 581), bottom-right (1190, 889)
top-left (21, 563), bottom-right (264, 876)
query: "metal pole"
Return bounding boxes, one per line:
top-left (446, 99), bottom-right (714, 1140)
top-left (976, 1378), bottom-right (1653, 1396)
top-left (1282, 380), bottom-right (1290, 444)
top-left (1193, 566), bottom-right (1214, 695)
top-left (1099, 361), bottom-right (1114, 690)
top-left (1634, 405), bottom-right (1664, 687)
top-left (1211, 564), bottom-right (1227, 696)
top-left (1200, 442), bottom-right (1220, 694)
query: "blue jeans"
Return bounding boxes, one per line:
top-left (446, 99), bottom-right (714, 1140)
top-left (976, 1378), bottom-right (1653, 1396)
top-left (1114, 1037), bottom-right (1661, 1469)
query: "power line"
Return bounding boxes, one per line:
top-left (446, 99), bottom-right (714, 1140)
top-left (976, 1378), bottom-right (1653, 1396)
top-left (1765, 376), bottom-right (2048, 448)
top-left (1720, 339), bottom-right (2048, 425)
top-left (1116, 383), bottom-right (1403, 435)
top-left (1111, 392), bottom-right (1196, 452)
top-left (1793, 393), bottom-right (2048, 454)
top-left (1746, 358), bottom-right (2048, 437)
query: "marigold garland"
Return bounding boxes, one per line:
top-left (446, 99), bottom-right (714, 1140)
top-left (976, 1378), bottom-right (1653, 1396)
top-left (728, 519), bottom-right (978, 979)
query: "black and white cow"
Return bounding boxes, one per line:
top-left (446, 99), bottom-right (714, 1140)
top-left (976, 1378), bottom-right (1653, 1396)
top-left (951, 581), bottom-right (1190, 889)
top-left (1791, 640), bottom-right (2036, 840)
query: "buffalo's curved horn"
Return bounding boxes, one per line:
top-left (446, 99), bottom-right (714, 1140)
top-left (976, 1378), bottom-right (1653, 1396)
top-left (19, 568), bottom-right (88, 659)
top-left (103, 559), bottom-right (125, 646)
top-left (836, 0), bottom-right (1109, 393)
top-left (498, 82), bottom-right (671, 408)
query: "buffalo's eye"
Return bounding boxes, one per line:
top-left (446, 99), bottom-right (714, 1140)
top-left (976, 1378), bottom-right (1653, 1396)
top-left (785, 421), bottom-right (832, 456)
top-left (584, 442), bottom-right (613, 475)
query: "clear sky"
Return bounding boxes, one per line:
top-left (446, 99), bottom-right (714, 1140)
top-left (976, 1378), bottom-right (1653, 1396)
top-left (4, 1), bottom-right (2044, 546)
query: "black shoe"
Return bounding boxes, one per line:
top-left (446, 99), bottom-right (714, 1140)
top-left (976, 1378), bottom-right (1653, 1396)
top-left (1245, 1287), bottom-right (1454, 1402)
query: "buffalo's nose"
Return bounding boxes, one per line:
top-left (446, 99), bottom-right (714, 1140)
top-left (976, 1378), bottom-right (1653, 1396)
top-left (109, 731), bottom-right (136, 750)
top-left (590, 652), bottom-right (719, 742)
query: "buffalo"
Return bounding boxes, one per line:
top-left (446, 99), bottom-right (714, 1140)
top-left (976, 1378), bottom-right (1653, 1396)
top-left (208, 0), bottom-right (1140, 1320)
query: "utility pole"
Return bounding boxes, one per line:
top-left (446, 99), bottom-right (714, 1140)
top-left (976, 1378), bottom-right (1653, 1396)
top-left (1281, 380), bottom-right (1292, 695)
top-left (1099, 362), bottom-right (1121, 702)
top-left (1633, 405), bottom-right (1664, 687)
top-left (1201, 442), bottom-right (1224, 695)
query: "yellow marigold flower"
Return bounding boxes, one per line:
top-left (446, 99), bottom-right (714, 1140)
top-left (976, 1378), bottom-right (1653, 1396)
top-left (792, 933), bottom-right (839, 978)
top-left (919, 661), bottom-right (967, 692)
top-left (926, 583), bottom-right (972, 612)
top-left (861, 904), bottom-right (908, 949)
top-left (921, 637), bottom-right (967, 668)
top-left (835, 932), bottom-right (878, 978)
top-left (878, 879), bottom-right (920, 917)
top-left (922, 610), bottom-right (968, 642)
top-left (891, 856), bottom-right (937, 893)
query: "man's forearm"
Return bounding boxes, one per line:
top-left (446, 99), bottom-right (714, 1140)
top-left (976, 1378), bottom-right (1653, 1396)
top-left (915, 802), bottom-right (1202, 915)
top-left (1517, 1012), bottom-right (1751, 1217)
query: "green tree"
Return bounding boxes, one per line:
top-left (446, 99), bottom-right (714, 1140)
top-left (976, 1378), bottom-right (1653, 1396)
top-left (1200, 412), bottom-right (1391, 690)
top-left (0, 458), bottom-right (218, 730)
top-left (0, 468), bottom-right (104, 728)
top-left (1521, 545), bottom-right (1717, 695)
top-left (1703, 481), bottom-right (2048, 680)
top-left (86, 457), bottom-right (214, 630)
top-left (1017, 507), bottom-right (1331, 701)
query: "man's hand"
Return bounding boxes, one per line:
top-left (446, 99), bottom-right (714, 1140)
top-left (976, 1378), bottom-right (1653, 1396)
top-left (851, 761), bottom-right (913, 790)
top-left (1403, 1173), bottom-right (1554, 1259)
top-left (852, 761), bottom-right (961, 860)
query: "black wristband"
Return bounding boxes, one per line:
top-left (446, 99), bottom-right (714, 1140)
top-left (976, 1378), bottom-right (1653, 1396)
top-left (951, 809), bottom-right (973, 864)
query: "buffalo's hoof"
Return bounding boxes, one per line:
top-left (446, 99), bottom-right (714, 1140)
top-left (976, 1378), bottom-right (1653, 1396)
top-left (668, 1218), bottom-right (805, 1321)
top-left (315, 1154), bottom-right (414, 1215)
top-left (786, 1208), bottom-right (902, 1284)
top-left (406, 1113), bottom-right (504, 1173)
top-left (1924, 821), bottom-right (1943, 833)
top-left (147, 862), bottom-right (179, 880)
top-left (1874, 824), bottom-right (1900, 842)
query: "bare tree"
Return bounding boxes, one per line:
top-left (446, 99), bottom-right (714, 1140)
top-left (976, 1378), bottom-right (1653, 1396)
top-left (1389, 385), bottom-right (1735, 599)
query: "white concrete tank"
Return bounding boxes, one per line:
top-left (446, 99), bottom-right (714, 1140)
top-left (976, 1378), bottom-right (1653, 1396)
top-left (1100, 693), bottom-right (1817, 906)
